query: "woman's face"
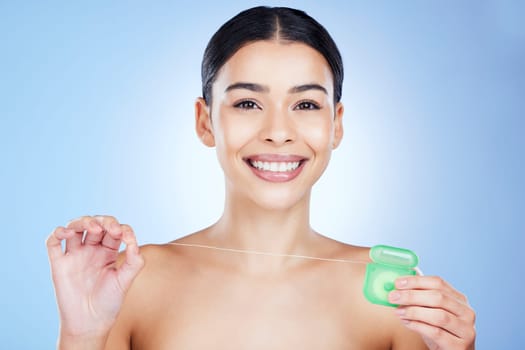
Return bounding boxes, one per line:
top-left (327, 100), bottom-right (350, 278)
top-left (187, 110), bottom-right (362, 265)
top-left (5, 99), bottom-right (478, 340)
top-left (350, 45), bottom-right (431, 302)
top-left (196, 40), bottom-right (344, 210)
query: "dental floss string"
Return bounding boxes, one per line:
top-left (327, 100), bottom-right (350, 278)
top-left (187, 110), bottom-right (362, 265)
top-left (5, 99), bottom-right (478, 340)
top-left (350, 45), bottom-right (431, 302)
top-left (168, 242), bottom-right (369, 264)
top-left (167, 242), bottom-right (424, 275)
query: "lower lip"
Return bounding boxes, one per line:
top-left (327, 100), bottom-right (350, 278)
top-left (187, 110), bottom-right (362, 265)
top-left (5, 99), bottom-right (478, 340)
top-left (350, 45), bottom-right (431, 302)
top-left (247, 161), bottom-right (306, 183)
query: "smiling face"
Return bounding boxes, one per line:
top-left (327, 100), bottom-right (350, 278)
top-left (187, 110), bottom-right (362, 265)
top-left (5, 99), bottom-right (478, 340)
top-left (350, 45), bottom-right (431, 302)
top-left (195, 40), bottom-right (344, 210)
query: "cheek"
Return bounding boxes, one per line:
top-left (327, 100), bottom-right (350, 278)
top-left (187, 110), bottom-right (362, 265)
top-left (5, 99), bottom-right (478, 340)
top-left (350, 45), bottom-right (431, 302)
top-left (215, 114), bottom-right (256, 153)
top-left (300, 118), bottom-right (334, 151)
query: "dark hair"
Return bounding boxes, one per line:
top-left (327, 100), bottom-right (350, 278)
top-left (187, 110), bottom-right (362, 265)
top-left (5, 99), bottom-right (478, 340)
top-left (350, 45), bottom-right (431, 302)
top-left (201, 6), bottom-right (344, 105)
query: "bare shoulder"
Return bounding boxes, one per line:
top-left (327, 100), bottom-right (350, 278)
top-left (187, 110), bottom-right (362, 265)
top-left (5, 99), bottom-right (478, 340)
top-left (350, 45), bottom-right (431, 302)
top-left (106, 233), bottom-right (427, 349)
top-left (105, 239), bottom-right (201, 348)
top-left (128, 240), bottom-right (204, 291)
top-left (311, 233), bottom-right (371, 263)
top-left (313, 235), bottom-right (427, 349)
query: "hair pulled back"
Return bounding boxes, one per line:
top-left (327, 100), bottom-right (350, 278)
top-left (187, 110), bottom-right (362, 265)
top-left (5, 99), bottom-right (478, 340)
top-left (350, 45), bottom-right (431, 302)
top-left (201, 6), bottom-right (343, 104)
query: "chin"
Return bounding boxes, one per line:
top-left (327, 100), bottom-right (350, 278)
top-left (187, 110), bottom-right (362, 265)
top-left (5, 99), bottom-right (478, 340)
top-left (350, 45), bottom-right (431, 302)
top-left (247, 187), bottom-right (310, 212)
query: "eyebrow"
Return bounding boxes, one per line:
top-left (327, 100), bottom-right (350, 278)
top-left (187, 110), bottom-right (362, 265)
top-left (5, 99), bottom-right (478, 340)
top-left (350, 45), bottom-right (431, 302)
top-left (224, 82), bottom-right (328, 95)
top-left (288, 84), bottom-right (328, 95)
top-left (225, 82), bottom-right (269, 93)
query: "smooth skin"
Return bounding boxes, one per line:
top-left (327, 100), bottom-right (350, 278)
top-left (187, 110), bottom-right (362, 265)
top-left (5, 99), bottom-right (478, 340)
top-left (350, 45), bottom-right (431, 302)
top-left (47, 41), bottom-right (476, 349)
top-left (47, 216), bottom-right (144, 349)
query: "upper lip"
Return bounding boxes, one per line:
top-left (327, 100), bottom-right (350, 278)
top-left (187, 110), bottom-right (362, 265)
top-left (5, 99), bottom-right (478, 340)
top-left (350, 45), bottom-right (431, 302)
top-left (243, 154), bottom-right (308, 162)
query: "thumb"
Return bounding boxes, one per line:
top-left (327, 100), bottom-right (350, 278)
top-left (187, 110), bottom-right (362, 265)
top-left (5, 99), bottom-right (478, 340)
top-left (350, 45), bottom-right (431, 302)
top-left (117, 227), bottom-right (145, 292)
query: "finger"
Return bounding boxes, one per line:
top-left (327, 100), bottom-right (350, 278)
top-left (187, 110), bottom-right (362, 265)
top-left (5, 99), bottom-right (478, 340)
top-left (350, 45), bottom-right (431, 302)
top-left (46, 227), bottom-right (73, 261)
top-left (116, 225), bottom-right (144, 291)
top-left (401, 319), bottom-right (468, 349)
top-left (66, 216), bottom-right (104, 245)
top-left (389, 289), bottom-right (465, 317)
top-left (66, 215), bottom-right (98, 232)
top-left (93, 215), bottom-right (120, 230)
top-left (121, 224), bottom-right (139, 257)
top-left (88, 215), bottom-right (121, 246)
top-left (395, 276), bottom-right (468, 303)
top-left (100, 222), bottom-right (124, 251)
top-left (395, 306), bottom-right (469, 339)
top-left (64, 229), bottom-right (84, 253)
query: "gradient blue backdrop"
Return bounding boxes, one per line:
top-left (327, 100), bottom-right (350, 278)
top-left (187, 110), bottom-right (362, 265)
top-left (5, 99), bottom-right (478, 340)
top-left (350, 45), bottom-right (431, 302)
top-left (1, 1), bottom-right (523, 348)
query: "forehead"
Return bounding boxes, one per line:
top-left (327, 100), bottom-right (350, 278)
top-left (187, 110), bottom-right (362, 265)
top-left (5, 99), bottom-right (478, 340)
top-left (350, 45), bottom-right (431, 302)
top-left (213, 40), bottom-right (334, 95)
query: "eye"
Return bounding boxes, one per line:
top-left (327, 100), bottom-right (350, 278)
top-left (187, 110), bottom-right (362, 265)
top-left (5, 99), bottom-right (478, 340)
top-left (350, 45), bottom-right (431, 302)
top-left (294, 101), bottom-right (320, 110)
top-left (234, 100), bottom-right (260, 110)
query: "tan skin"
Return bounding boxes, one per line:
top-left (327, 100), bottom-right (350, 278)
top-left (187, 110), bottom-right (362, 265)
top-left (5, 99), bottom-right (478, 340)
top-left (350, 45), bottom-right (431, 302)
top-left (47, 41), bottom-right (476, 349)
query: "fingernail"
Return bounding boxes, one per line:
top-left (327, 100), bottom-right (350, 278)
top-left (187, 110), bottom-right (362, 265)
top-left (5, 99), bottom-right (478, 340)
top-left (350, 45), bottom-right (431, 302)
top-left (389, 291), bottom-right (400, 302)
top-left (122, 229), bottom-right (131, 241)
top-left (89, 221), bottom-right (100, 229)
top-left (396, 278), bottom-right (408, 288)
top-left (394, 308), bottom-right (405, 316)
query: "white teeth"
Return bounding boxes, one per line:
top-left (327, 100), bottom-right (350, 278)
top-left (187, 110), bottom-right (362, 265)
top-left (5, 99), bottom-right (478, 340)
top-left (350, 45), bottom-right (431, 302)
top-left (249, 160), bottom-right (301, 172)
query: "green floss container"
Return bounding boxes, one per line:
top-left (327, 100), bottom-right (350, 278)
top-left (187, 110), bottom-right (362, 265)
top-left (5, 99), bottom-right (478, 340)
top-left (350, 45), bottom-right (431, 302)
top-left (363, 245), bottom-right (419, 307)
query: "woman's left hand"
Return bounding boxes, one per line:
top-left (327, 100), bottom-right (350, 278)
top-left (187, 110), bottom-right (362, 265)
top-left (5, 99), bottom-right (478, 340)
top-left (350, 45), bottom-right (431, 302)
top-left (389, 275), bottom-right (476, 350)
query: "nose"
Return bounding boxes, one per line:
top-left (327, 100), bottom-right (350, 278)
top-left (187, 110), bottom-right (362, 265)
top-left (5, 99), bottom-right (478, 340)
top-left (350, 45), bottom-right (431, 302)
top-left (259, 109), bottom-right (296, 146)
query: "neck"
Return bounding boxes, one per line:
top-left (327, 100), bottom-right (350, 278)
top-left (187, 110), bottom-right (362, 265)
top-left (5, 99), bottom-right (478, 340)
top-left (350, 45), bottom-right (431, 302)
top-left (204, 187), bottom-right (318, 272)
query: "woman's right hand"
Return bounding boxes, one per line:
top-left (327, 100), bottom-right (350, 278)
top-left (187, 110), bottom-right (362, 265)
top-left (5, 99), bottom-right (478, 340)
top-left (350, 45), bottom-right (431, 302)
top-left (46, 216), bottom-right (144, 345)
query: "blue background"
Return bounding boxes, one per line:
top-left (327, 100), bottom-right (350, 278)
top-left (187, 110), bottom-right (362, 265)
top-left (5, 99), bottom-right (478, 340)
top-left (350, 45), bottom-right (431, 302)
top-left (1, 1), bottom-right (523, 348)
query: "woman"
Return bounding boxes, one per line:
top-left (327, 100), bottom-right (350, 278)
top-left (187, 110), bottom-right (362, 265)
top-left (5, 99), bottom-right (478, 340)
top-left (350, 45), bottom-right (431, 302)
top-left (46, 6), bottom-right (476, 349)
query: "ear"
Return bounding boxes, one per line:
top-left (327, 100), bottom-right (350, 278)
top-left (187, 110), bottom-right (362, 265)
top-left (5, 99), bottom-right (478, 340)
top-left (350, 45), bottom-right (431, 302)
top-left (195, 97), bottom-right (215, 147)
top-left (332, 102), bottom-right (344, 149)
